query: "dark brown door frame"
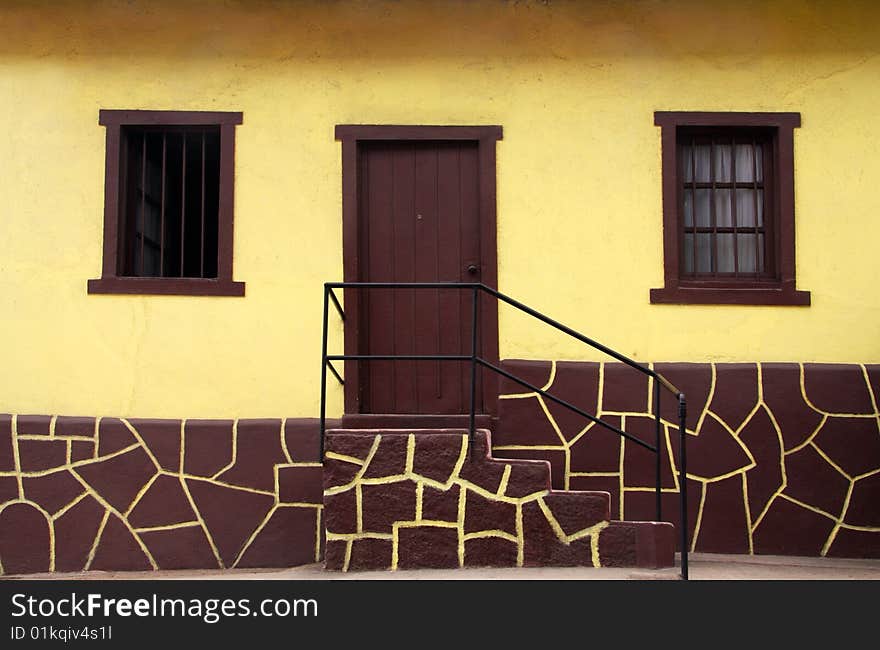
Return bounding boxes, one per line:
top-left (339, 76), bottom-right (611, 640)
top-left (335, 124), bottom-right (502, 417)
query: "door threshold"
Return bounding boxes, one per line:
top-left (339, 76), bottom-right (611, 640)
top-left (340, 413), bottom-right (493, 430)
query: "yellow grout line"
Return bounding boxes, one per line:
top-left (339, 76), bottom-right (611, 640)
top-left (51, 491), bottom-right (89, 520)
top-left (134, 522), bottom-right (201, 533)
top-left (838, 523), bottom-right (880, 532)
top-left (854, 467), bottom-right (880, 480)
top-left (211, 418), bottom-right (239, 480)
top-left (325, 532), bottom-right (393, 541)
top-left (515, 503), bottom-right (524, 567)
top-left (742, 472), bottom-right (754, 554)
top-left (566, 520), bottom-right (608, 545)
top-left (314, 507), bottom-right (322, 563)
top-left (343, 539), bottom-right (353, 572)
top-left (323, 435), bottom-right (381, 496)
top-left (11, 415), bottom-right (23, 499)
top-left (65, 439), bottom-right (71, 465)
top-left (496, 465), bottom-right (511, 497)
top-left (462, 530), bottom-right (518, 543)
top-left (457, 486), bottom-right (466, 567)
top-left (83, 509), bottom-right (110, 571)
top-left (185, 476), bottom-right (275, 497)
top-left (123, 472), bottom-right (160, 517)
top-left (778, 493), bottom-right (837, 521)
top-left (535, 394), bottom-right (566, 446)
top-left (569, 471), bottom-right (620, 477)
top-left (325, 452), bottom-right (364, 466)
top-left (693, 363), bottom-right (716, 436)
top-left (415, 482), bottom-right (423, 521)
top-left (784, 414), bottom-right (828, 456)
top-left (566, 420), bottom-right (595, 447)
top-left (563, 446), bottom-right (571, 490)
top-left (618, 434), bottom-right (625, 519)
top-left (280, 419), bottom-right (293, 464)
top-left (232, 504), bottom-right (277, 568)
top-left (49, 415), bottom-right (57, 439)
top-left (492, 445), bottom-right (566, 451)
top-left (68, 469), bottom-right (158, 570)
top-left (810, 441), bottom-right (852, 481)
top-left (17, 434), bottom-right (95, 442)
top-left (405, 434), bottom-right (415, 474)
top-left (591, 528), bottom-right (602, 567)
top-left (120, 419), bottom-right (161, 473)
top-left (690, 482), bottom-right (706, 553)
top-left (756, 362), bottom-right (764, 403)
top-left (536, 497), bottom-right (568, 543)
top-left (178, 475), bottom-right (224, 569)
top-left (356, 483), bottom-right (363, 533)
top-left (178, 419), bottom-right (186, 475)
top-left (821, 524), bottom-right (841, 557)
top-left (861, 364), bottom-right (880, 414)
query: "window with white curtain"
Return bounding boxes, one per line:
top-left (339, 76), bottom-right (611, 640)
top-left (651, 112), bottom-right (810, 306)
top-left (679, 129), bottom-right (771, 278)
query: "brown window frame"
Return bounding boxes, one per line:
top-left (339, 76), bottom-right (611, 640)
top-left (88, 110), bottom-right (245, 296)
top-left (650, 111), bottom-right (810, 306)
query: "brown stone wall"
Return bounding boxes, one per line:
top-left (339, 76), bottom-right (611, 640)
top-left (323, 429), bottom-right (673, 571)
top-left (0, 415), bottom-right (332, 576)
top-left (495, 361), bottom-right (880, 558)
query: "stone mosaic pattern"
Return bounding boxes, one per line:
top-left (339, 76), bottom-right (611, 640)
top-left (323, 429), bottom-right (674, 571)
top-left (0, 415), bottom-right (332, 576)
top-left (494, 361), bottom-right (880, 558)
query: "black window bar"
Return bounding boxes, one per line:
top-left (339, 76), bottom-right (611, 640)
top-left (319, 281), bottom-right (689, 580)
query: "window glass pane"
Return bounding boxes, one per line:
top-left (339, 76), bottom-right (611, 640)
top-left (716, 233), bottom-right (735, 273)
top-left (737, 233), bottom-right (757, 273)
top-left (681, 144), bottom-right (693, 183)
top-left (736, 188), bottom-right (756, 227)
top-left (683, 233), bottom-right (694, 273)
top-left (735, 144), bottom-right (754, 182)
top-left (757, 189), bottom-right (764, 227)
top-left (695, 189), bottom-right (711, 227)
top-left (755, 144), bottom-right (763, 183)
top-left (695, 233), bottom-right (712, 273)
top-left (757, 233), bottom-right (765, 273)
top-left (715, 188), bottom-right (732, 227)
top-left (683, 189), bottom-right (693, 227)
top-left (713, 144), bottom-right (732, 182)
top-left (694, 144), bottom-right (710, 182)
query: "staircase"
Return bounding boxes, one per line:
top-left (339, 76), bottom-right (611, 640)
top-left (322, 427), bottom-right (674, 571)
top-left (319, 281), bottom-right (689, 577)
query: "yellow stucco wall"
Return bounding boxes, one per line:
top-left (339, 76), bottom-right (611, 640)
top-left (1, 1), bottom-right (878, 418)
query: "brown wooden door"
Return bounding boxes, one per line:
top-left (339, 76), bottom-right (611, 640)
top-left (358, 140), bottom-right (481, 414)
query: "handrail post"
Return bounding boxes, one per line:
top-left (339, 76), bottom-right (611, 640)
top-left (654, 380), bottom-right (662, 522)
top-left (319, 284), bottom-right (330, 462)
top-left (679, 393), bottom-right (688, 581)
top-left (469, 286), bottom-right (479, 457)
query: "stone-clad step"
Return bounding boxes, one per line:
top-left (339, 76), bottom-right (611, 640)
top-left (322, 428), bottom-right (674, 571)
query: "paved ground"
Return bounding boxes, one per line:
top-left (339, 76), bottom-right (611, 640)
top-left (4, 553), bottom-right (880, 581)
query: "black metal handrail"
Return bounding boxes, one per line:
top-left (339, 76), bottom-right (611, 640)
top-left (319, 281), bottom-right (689, 580)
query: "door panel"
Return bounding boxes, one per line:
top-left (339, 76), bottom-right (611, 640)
top-left (359, 141), bottom-right (481, 414)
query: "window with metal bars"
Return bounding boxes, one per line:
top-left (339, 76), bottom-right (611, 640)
top-left (651, 112), bottom-right (810, 306)
top-left (123, 127), bottom-right (220, 279)
top-left (679, 129), bottom-right (771, 278)
top-left (89, 110), bottom-right (245, 296)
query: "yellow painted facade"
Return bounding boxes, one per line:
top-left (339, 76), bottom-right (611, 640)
top-left (1, 1), bottom-right (878, 418)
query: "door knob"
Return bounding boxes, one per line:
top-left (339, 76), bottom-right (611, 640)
top-left (466, 264), bottom-right (479, 275)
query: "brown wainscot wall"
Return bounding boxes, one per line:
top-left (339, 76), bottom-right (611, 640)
top-left (0, 416), bottom-right (332, 576)
top-left (1, 361), bottom-right (877, 576)
top-left (495, 361), bottom-right (880, 558)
